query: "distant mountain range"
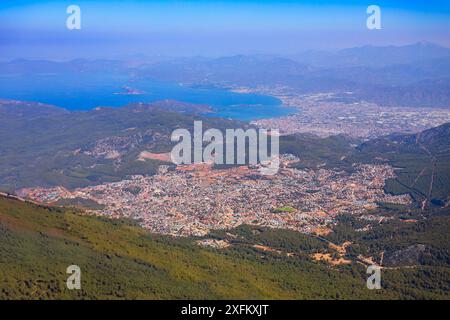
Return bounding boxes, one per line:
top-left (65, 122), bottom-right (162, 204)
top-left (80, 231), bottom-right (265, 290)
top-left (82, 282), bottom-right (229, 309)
top-left (1, 42), bottom-right (449, 108)
top-left (290, 41), bottom-right (450, 68)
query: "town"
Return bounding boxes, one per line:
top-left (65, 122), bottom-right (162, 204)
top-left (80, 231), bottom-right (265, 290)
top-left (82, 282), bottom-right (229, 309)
top-left (22, 155), bottom-right (411, 237)
top-left (229, 87), bottom-right (450, 139)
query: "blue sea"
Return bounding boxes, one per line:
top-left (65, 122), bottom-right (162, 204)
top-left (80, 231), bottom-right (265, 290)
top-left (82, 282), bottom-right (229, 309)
top-left (0, 73), bottom-right (294, 121)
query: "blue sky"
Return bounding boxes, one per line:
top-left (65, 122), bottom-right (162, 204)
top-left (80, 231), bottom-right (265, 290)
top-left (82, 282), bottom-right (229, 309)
top-left (1, 0), bottom-right (449, 59)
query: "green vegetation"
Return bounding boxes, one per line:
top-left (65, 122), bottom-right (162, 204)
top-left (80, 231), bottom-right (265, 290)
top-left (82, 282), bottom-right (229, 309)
top-left (273, 206), bottom-right (296, 213)
top-left (1, 196), bottom-right (448, 299)
top-left (350, 123), bottom-right (450, 207)
top-left (54, 197), bottom-right (105, 210)
top-left (279, 134), bottom-right (357, 170)
top-left (0, 101), bottom-right (244, 191)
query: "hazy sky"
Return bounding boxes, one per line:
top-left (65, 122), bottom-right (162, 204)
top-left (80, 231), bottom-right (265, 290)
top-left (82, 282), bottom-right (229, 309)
top-left (1, 0), bottom-right (449, 60)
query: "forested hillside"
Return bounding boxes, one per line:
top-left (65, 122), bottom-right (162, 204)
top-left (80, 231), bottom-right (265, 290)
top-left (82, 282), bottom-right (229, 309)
top-left (1, 195), bottom-right (448, 299)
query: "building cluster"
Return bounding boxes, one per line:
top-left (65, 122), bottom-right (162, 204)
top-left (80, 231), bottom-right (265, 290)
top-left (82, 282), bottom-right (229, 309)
top-left (238, 87), bottom-right (450, 139)
top-left (23, 157), bottom-right (411, 237)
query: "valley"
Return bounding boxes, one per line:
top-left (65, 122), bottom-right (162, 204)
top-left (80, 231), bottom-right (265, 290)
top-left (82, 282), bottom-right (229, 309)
top-left (1, 42), bottom-right (450, 300)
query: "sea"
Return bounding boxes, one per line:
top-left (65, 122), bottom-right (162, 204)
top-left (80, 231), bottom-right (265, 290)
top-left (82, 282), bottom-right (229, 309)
top-left (0, 73), bottom-right (295, 121)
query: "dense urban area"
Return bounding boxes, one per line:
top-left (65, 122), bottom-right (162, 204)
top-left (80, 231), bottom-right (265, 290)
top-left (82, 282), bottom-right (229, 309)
top-left (234, 88), bottom-right (450, 138)
top-left (23, 155), bottom-right (411, 237)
